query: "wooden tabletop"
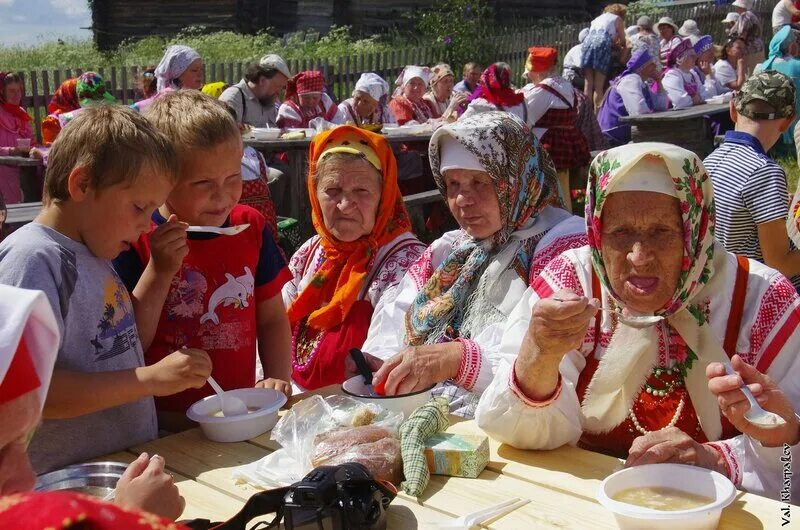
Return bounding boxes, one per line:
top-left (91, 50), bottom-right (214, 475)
top-left (244, 132), bottom-right (433, 151)
top-left (620, 102), bottom-right (730, 124)
top-left (100, 391), bottom-right (782, 529)
top-left (0, 155), bottom-right (43, 167)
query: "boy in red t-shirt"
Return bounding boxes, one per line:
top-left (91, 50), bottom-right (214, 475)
top-left (114, 91), bottom-right (293, 431)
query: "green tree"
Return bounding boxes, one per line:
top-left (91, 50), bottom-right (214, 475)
top-left (412, 0), bottom-right (497, 68)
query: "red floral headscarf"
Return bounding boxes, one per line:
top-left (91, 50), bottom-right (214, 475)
top-left (47, 78), bottom-right (80, 115)
top-left (0, 72), bottom-right (32, 124)
top-left (471, 63), bottom-right (524, 108)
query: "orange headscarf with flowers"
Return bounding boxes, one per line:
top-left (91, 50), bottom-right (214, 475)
top-left (287, 125), bottom-right (413, 330)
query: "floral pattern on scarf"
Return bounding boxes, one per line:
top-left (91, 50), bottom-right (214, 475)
top-left (47, 79), bottom-right (79, 115)
top-left (586, 142), bottom-right (715, 319)
top-left (405, 111), bottom-right (559, 345)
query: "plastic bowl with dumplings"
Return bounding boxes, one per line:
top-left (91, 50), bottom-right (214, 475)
top-left (597, 463), bottom-right (737, 530)
top-left (186, 387), bottom-right (287, 443)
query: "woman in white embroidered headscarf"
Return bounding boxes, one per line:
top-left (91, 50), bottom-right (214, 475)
top-left (0, 285), bottom-right (188, 523)
top-left (358, 111), bottom-right (586, 417)
top-left (476, 142), bottom-right (800, 503)
top-left (132, 45), bottom-right (203, 113)
top-left (334, 72), bottom-right (397, 126)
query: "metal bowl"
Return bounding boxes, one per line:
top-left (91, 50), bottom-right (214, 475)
top-left (36, 461), bottom-right (127, 499)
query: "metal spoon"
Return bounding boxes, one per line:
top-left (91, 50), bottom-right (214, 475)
top-left (186, 223), bottom-right (250, 236)
top-left (722, 362), bottom-right (786, 429)
top-left (207, 375), bottom-right (248, 417)
top-left (552, 298), bottom-right (664, 329)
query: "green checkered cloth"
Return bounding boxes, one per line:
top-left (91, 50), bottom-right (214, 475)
top-left (399, 397), bottom-right (450, 497)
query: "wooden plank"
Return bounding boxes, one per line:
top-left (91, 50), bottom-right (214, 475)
top-left (110, 67), bottom-right (119, 103)
top-left (29, 72), bottom-right (41, 132)
top-left (121, 67), bottom-right (128, 104)
top-left (619, 103), bottom-right (729, 123)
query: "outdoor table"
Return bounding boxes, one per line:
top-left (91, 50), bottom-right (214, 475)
top-left (101, 386), bottom-right (783, 529)
top-left (619, 102), bottom-right (730, 158)
top-left (244, 132), bottom-right (433, 238)
top-left (0, 155), bottom-right (43, 203)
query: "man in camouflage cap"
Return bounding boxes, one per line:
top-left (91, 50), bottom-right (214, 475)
top-left (734, 70), bottom-right (796, 121)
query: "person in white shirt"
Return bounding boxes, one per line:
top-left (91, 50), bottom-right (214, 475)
top-left (582, 4), bottom-right (626, 110)
top-left (597, 49), bottom-right (668, 146)
top-left (662, 38), bottom-right (704, 109)
top-left (475, 142), bottom-right (800, 504)
top-left (691, 35), bottom-right (724, 99)
top-left (563, 28), bottom-right (589, 90)
top-left (772, 0), bottom-right (800, 31)
top-left (714, 37), bottom-right (748, 92)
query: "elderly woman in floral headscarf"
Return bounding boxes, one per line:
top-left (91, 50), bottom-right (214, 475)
top-left (131, 45), bottom-right (203, 113)
top-left (359, 112), bottom-right (586, 417)
top-left (0, 72), bottom-right (34, 204)
top-left (423, 63), bottom-right (468, 121)
top-left (460, 63), bottom-right (527, 123)
top-left (334, 72), bottom-right (397, 126)
top-left (283, 126), bottom-right (426, 391)
top-left (389, 66), bottom-right (438, 125)
top-left (41, 72), bottom-right (116, 146)
top-left (277, 70), bottom-right (338, 129)
top-left (476, 142), bottom-right (800, 503)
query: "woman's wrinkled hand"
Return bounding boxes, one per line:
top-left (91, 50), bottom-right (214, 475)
top-left (707, 354), bottom-right (799, 447)
top-left (625, 427), bottom-right (726, 475)
top-left (530, 289), bottom-right (598, 361)
top-left (372, 342), bottom-right (462, 396)
top-left (114, 453), bottom-right (185, 521)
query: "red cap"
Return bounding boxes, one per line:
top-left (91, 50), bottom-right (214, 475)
top-left (526, 47), bottom-right (558, 73)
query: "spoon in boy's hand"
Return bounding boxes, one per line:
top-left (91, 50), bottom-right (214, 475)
top-left (186, 223), bottom-right (250, 236)
top-left (207, 375), bottom-right (248, 417)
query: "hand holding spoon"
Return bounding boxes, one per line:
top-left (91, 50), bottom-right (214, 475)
top-left (722, 362), bottom-right (786, 429)
top-left (552, 297), bottom-right (664, 329)
top-left (207, 375), bottom-right (248, 417)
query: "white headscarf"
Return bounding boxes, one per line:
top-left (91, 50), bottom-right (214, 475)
top-left (354, 72), bottom-right (390, 103)
top-left (395, 65), bottom-right (433, 88)
top-left (0, 285), bottom-right (59, 412)
top-left (154, 45), bottom-right (202, 93)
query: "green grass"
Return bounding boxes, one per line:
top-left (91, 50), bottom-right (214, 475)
top-left (776, 154), bottom-right (800, 193)
top-left (0, 26), bottom-right (395, 72)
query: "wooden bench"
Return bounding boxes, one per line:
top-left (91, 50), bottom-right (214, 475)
top-left (403, 189), bottom-right (443, 238)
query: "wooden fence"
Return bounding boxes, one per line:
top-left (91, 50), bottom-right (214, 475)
top-left (15, 0), bottom-right (774, 142)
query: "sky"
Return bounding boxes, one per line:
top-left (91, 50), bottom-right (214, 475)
top-left (0, 0), bottom-right (92, 46)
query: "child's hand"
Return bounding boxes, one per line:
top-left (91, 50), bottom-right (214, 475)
top-left (143, 348), bottom-right (212, 396)
top-left (256, 378), bottom-right (292, 398)
top-left (114, 452), bottom-right (185, 521)
top-left (150, 214), bottom-right (189, 276)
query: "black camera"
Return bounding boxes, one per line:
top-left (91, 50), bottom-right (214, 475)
top-left (283, 463), bottom-right (395, 530)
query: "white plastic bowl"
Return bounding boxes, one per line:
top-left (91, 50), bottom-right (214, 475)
top-left (186, 387), bottom-right (287, 443)
top-left (251, 128), bottom-right (280, 140)
top-left (341, 375), bottom-right (433, 420)
top-left (597, 463), bottom-right (736, 530)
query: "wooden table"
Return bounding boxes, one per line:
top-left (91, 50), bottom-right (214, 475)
top-left (245, 132), bottom-right (433, 239)
top-left (104, 392), bottom-right (783, 528)
top-left (0, 155), bottom-right (43, 203)
top-left (619, 103), bottom-right (730, 158)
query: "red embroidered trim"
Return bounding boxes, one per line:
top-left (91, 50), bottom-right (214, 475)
top-left (533, 254), bottom-right (584, 299)
top-left (748, 276), bottom-right (797, 366)
top-left (529, 233), bottom-right (587, 284)
top-left (406, 246), bottom-right (434, 290)
top-left (705, 441), bottom-right (741, 485)
top-left (453, 338), bottom-right (482, 391)
top-left (509, 358), bottom-right (563, 407)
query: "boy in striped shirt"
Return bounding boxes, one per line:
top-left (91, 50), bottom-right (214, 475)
top-left (703, 70), bottom-right (800, 290)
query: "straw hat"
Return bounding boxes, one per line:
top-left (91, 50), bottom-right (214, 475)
top-left (731, 0), bottom-right (753, 9)
top-left (721, 12), bottom-right (740, 24)
top-left (679, 19), bottom-right (701, 37)
top-left (657, 17), bottom-right (679, 33)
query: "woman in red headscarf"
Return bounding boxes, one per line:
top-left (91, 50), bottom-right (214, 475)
top-left (0, 284), bottom-right (190, 528)
top-left (277, 70), bottom-right (338, 128)
top-left (41, 78), bottom-right (79, 146)
top-left (0, 73), bottom-right (34, 205)
top-left (460, 62), bottom-right (527, 122)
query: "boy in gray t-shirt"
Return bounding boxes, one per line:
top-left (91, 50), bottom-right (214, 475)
top-left (0, 106), bottom-right (212, 472)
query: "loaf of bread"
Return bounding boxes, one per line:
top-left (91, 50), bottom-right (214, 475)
top-left (311, 425), bottom-right (402, 484)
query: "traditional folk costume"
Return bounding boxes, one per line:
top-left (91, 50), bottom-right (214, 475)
top-left (277, 71), bottom-right (338, 129)
top-left (283, 126), bottom-right (425, 391)
top-left (362, 112), bottom-right (586, 417)
top-left (476, 142), bottom-right (800, 503)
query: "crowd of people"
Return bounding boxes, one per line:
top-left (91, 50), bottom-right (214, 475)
top-left (1, 1), bottom-right (800, 527)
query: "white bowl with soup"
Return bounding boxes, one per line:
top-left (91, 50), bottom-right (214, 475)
top-left (597, 463), bottom-right (736, 530)
top-left (341, 375), bottom-right (434, 420)
top-left (186, 387), bottom-right (287, 442)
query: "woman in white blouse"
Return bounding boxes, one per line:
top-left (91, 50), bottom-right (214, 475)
top-left (662, 38), bottom-right (704, 109)
top-left (714, 38), bottom-right (748, 92)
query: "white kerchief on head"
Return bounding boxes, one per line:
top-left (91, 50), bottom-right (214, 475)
top-left (396, 65), bottom-right (432, 87)
top-left (354, 73), bottom-right (390, 102)
top-left (607, 155), bottom-right (677, 198)
top-left (154, 45), bottom-right (201, 93)
top-left (438, 135), bottom-right (485, 174)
